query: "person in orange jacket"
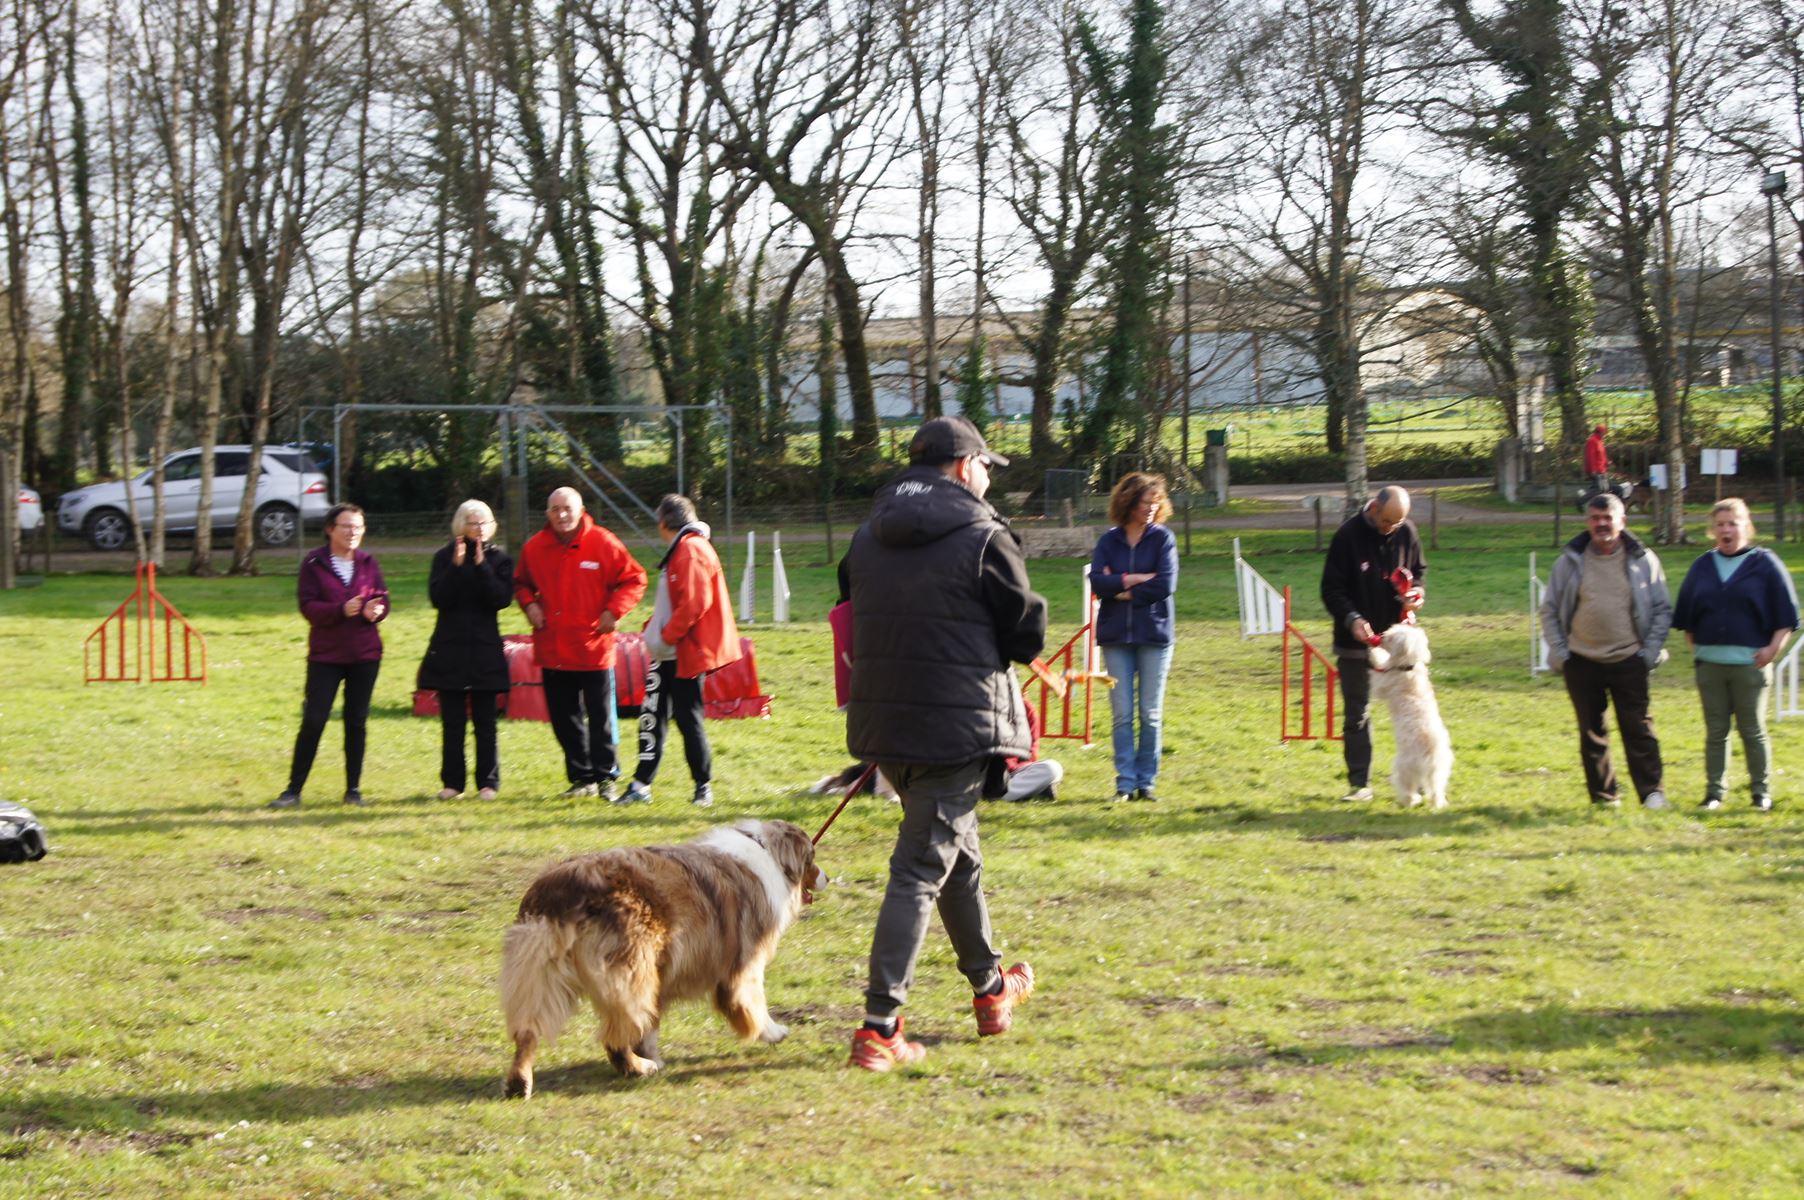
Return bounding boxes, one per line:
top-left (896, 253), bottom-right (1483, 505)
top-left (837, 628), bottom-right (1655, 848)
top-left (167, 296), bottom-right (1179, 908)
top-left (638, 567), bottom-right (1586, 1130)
top-left (1585, 425), bottom-right (1610, 491)
top-left (514, 487), bottom-right (647, 800)
top-left (619, 494), bottom-right (741, 807)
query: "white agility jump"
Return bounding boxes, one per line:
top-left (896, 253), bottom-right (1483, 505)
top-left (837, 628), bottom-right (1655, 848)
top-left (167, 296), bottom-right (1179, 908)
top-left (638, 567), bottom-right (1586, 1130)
top-left (1234, 537), bottom-right (1285, 639)
top-left (1775, 640), bottom-right (1803, 721)
top-left (1529, 552), bottom-right (1551, 675)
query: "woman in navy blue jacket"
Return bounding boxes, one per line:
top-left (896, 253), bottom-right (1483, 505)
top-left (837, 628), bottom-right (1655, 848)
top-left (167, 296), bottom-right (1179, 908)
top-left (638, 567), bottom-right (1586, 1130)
top-left (1089, 473), bottom-right (1179, 801)
top-left (1672, 498), bottom-right (1800, 811)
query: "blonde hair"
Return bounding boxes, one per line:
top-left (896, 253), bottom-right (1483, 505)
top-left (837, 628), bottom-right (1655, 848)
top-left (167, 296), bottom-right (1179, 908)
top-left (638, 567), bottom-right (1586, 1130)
top-left (452, 499), bottom-right (498, 541)
top-left (1712, 497), bottom-right (1754, 538)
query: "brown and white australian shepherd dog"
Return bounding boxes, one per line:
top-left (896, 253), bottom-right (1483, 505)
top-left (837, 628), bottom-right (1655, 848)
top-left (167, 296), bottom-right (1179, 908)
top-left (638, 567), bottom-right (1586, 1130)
top-left (500, 819), bottom-right (824, 1097)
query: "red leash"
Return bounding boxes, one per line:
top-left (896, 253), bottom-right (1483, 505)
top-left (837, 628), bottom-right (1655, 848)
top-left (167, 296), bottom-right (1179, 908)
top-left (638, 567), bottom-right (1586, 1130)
top-left (813, 763), bottom-right (878, 845)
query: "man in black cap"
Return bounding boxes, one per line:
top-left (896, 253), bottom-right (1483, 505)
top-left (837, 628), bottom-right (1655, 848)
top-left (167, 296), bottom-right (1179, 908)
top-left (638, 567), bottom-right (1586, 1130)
top-left (840, 416), bottom-right (1049, 1071)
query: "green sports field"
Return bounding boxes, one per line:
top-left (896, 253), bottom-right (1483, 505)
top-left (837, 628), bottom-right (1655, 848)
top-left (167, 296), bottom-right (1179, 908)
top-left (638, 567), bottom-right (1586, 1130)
top-left (1, 515), bottom-right (1800, 1197)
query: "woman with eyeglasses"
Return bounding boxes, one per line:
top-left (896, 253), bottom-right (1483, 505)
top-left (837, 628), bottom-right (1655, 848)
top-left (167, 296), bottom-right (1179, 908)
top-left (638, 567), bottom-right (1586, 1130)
top-left (419, 500), bottom-right (515, 801)
top-left (271, 503), bottom-right (389, 809)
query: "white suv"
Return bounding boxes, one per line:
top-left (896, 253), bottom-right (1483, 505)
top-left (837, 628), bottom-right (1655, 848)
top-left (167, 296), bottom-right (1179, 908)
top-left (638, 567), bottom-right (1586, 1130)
top-left (56, 445), bottom-right (331, 550)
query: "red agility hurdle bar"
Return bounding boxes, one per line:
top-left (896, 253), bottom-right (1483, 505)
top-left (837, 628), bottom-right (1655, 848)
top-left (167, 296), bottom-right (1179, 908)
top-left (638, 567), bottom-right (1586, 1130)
top-left (1280, 586), bottom-right (1338, 741)
top-left (84, 562), bottom-right (209, 684)
top-left (1035, 568), bottom-right (1114, 747)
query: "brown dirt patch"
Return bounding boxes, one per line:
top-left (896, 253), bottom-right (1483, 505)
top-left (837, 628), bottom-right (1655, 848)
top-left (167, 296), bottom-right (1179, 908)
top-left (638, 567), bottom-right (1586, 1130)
top-left (205, 906), bottom-right (327, 924)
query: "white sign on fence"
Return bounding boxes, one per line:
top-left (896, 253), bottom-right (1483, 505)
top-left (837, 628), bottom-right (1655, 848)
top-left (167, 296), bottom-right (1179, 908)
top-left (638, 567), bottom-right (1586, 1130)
top-left (1234, 537), bottom-right (1286, 639)
top-left (1700, 448), bottom-right (1739, 476)
top-left (738, 531), bottom-right (757, 625)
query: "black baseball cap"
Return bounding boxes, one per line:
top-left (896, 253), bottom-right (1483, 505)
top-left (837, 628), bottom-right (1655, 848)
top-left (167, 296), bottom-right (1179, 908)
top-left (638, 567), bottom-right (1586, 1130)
top-left (908, 416), bottom-right (1010, 467)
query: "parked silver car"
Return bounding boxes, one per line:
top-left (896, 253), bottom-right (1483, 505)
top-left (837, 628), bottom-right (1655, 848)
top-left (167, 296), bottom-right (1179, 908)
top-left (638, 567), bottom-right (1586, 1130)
top-left (56, 446), bottom-right (330, 550)
top-left (17, 487), bottom-right (43, 532)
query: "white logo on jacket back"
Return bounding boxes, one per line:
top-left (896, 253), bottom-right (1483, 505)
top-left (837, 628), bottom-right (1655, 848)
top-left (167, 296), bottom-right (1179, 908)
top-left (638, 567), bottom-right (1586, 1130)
top-left (896, 481), bottom-right (934, 496)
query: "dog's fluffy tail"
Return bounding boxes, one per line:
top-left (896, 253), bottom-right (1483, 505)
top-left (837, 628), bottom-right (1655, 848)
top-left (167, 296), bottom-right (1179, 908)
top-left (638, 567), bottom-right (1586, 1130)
top-left (500, 917), bottom-right (584, 1049)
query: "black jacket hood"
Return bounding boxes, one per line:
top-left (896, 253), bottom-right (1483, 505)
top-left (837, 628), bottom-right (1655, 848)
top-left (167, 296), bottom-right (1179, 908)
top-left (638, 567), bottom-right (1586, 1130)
top-left (867, 465), bottom-right (996, 548)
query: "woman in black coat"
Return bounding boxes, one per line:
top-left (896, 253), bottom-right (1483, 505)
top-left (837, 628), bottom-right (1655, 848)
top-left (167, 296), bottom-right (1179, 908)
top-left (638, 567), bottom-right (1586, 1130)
top-left (420, 500), bottom-right (514, 799)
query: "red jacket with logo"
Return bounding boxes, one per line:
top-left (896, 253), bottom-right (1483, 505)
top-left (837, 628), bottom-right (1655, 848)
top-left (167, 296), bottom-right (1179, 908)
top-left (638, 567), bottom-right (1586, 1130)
top-left (513, 513), bottom-right (647, 670)
top-left (661, 530), bottom-right (741, 679)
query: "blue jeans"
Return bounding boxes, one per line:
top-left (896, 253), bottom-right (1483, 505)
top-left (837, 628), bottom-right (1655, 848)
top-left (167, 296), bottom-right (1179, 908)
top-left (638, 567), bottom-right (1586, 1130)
top-left (1103, 642), bottom-right (1174, 793)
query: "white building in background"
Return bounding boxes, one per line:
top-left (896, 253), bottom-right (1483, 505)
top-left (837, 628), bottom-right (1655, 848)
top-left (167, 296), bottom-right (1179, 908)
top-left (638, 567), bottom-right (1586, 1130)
top-left (777, 291), bottom-right (1479, 426)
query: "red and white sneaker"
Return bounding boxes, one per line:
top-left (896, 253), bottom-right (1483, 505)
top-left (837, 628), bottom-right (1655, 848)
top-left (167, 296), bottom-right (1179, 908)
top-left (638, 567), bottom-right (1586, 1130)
top-left (973, 962), bottom-right (1036, 1037)
top-left (849, 1018), bottom-right (927, 1072)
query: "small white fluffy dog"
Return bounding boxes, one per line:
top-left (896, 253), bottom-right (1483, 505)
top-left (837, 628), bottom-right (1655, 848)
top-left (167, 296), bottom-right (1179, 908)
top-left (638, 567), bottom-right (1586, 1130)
top-left (1367, 623), bottom-right (1454, 810)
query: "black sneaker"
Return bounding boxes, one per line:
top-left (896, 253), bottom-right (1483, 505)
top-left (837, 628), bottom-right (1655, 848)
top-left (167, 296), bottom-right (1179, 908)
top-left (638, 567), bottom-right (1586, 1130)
top-left (343, 788), bottom-right (365, 806)
top-left (1137, 787), bottom-right (1159, 802)
top-left (268, 791), bottom-right (301, 810)
top-left (1752, 795), bottom-right (1773, 812)
top-left (1590, 794), bottom-right (1621, 808)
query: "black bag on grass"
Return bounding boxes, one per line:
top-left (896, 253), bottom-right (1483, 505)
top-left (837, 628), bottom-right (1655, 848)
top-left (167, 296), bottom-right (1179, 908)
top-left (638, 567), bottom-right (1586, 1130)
top-left (0, 801), bottom-right (47, 863)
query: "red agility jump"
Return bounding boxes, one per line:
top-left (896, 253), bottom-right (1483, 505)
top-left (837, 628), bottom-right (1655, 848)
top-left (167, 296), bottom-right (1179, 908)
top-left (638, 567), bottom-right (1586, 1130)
top-left (1280, 585), bottom-right (1339, 742)
top-left (1032, 569), bottom-right (1115, 747)
top-left (84, 562), bottom-right (208, 685)
top-left (413, 631), bottom-right (772, 721)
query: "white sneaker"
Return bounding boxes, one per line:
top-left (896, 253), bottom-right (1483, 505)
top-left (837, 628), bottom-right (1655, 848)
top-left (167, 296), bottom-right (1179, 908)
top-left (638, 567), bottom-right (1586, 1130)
top-left (477, 787), bottom-right (498, 801)
top-left (559, 783), bottom-right (600, 799)
top-left (437, 788), bottom-right (463, 801)
top-left (1341, 786), bottom-right (1374, 803)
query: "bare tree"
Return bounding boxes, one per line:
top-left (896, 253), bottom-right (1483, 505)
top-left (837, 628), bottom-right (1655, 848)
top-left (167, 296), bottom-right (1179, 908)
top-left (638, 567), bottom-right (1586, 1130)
top-left (689, 0), bottom-right (908, 456)
top-left (582, 0), bottom-right (758, 431)
top-left (0, 0), bottom-right (61, 589)
top-left (983, 0), bottom-right (1109, 458)
top-left (1445, 0), bottom-right (1616, 449)
top-left (1584, 0), bottom-right (1755, 542)
top-left (1227, 0), bottom-right (1438, 509)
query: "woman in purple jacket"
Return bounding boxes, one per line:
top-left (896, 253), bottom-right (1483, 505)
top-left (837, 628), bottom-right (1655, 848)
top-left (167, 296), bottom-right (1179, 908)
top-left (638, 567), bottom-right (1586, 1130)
top-left (270, 504), bottom-right (389, 808)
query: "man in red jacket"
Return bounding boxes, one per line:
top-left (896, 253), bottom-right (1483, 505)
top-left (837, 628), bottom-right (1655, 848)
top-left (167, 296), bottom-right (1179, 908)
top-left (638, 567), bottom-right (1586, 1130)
top-left (1585, 425), bottom-right (1610, 491)
top-left (514, 487), bottom-right (647, 799)
top-left (619, 494), bottom-right (740, 807)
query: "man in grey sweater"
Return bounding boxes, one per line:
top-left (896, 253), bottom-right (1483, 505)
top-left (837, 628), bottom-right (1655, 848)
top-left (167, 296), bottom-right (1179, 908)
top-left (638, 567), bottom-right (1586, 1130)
top-left (1539, 493), bottom-right (1673, 809)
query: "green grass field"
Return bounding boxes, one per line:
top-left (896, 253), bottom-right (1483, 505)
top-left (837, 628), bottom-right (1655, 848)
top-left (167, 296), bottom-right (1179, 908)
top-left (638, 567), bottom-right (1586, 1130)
top-left (2, 520), bottom-right (1802, 1197)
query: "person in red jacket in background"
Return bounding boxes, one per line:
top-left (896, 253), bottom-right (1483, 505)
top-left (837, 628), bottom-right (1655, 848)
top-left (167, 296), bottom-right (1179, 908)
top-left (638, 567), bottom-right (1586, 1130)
top-left (620, 494), bottom-right (741, 808)
top-left (1585, 425), bottom-right (1610, 491)
top-left (514, 487), bottom-right (647, 800)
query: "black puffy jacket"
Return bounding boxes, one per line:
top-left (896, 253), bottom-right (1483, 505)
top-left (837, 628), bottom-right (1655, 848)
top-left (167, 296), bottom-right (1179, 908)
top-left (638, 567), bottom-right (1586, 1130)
top-left (418, 540), bottom-right (515, 692)
top-left (842, 466), bottom-right (1048, 766)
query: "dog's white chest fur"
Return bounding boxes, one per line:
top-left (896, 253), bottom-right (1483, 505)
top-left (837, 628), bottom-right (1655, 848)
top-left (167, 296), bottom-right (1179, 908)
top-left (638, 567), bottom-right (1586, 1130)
top-left (696, 826), bottom-right (795, 923)
top-left (1368, 625), bottom-right (1455, 810)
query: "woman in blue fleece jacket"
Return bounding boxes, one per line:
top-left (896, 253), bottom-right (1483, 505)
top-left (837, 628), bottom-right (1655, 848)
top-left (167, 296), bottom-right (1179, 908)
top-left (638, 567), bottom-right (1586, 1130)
top-left (1089, 472), bottom-right (1179, 802)
top-left (1672, 498), bottom-right (1800, 811)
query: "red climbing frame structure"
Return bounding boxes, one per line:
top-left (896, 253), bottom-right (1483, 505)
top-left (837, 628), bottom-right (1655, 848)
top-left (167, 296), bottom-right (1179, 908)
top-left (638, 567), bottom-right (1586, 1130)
top-left (84, 562), bottom-right (208, 684)
top-left (1280, 585), bottom-right (1338, 741)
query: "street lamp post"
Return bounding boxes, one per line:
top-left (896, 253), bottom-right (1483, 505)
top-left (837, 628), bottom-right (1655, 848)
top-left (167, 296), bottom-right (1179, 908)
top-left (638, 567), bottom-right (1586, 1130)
top-left (1763, 169), bottom-right (1789, 540)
